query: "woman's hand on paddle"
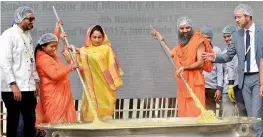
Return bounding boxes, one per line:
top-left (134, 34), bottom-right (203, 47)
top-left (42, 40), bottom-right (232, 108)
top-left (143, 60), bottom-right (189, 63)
top-left (60, 32), bottom-right (67, 41)
top-left (67, 44), bottom-right (80, 53)
top-left (56, 20), bottom-right (63, 28)
top-left (71, 61), bottom-right (79, 70)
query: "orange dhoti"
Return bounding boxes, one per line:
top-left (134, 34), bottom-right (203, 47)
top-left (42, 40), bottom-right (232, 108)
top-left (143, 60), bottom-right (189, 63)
top-left (173, 30), bottom-right (214, 117)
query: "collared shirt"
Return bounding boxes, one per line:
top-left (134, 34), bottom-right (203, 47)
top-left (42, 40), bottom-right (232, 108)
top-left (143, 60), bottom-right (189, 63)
top-left (203, 45), bottom-right (224, 91)
top-left (222, 48), bottom-right (239, 93)
top-left (0, 24), bottom-right (39, 92)
top-left (244, 23), bottom-right (258, 73)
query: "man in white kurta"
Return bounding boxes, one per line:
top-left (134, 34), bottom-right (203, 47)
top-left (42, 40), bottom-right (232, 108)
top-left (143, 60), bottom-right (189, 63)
top-left (0, 6), bottom-right (40, 137)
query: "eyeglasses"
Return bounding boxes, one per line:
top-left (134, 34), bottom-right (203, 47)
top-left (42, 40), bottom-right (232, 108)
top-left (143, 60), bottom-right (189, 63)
top-left (25, 17), bottom-right (35, 22)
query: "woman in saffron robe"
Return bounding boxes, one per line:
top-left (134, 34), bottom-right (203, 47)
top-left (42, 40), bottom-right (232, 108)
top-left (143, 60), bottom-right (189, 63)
top-left (35, 21), bottom-right (78, 125)
top-left (63, 25), bottom-right (123, 121)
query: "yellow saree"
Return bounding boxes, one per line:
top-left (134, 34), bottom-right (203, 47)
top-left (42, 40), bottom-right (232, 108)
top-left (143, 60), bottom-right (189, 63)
top-left (64, 25), bottom-right (123, 121)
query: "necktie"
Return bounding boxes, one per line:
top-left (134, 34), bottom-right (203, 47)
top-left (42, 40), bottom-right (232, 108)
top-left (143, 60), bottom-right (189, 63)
top-left (245, 30), bottom-right (250, 72)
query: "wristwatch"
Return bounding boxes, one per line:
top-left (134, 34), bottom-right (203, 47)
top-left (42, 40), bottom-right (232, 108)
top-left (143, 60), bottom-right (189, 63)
top-left (9, 81), bottom-right (17, 85)
top-left (35, 79), bottom-right (40, 83)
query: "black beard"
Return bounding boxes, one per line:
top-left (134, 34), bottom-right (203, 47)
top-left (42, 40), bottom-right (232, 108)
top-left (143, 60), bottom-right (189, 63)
top-left (178, 30), bottom-right (194, 46)
top-left (27, 25), bottom-right (33, 31)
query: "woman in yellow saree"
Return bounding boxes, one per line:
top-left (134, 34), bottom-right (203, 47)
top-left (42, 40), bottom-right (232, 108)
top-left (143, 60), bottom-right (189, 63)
top-left (63, 25), bottom-right (123, 121)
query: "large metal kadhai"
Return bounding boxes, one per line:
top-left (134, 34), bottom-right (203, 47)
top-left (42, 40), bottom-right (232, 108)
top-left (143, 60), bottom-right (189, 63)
top-left (39, 117), bottom-right (260, 137)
